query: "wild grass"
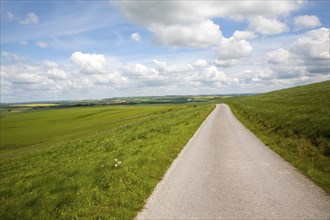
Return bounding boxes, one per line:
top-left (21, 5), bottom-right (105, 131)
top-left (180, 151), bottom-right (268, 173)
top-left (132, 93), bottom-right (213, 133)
top-left (0, 104), bottom-right (214, 219)
top-left (225, 80), bottom-right (330, 193)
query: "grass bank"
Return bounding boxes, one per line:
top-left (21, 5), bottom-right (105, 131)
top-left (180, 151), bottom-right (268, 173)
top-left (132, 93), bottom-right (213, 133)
top-left (0, 104), bottom-right (214, 219)
top-left (225, 80), bottom-right (330, 193)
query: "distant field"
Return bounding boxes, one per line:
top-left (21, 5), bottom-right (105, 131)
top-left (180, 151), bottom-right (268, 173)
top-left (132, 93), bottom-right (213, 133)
top-left (10, 103), bottom-right (60, 107)
top-left (0, 103), bottom-right (214, 219)
top-left (0, 105), bottom-right (182, 157)
top-left (225, 80), bottom-right (330, 193)
top-left (103, 95), bottom-right (224, 105)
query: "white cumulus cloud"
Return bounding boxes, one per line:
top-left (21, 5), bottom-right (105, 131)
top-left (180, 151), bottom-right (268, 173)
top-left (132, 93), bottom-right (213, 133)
top-left (290, 27), bottom-right (329, 74)
top-left (248, 16), bottom-right (288, 35)
top-left (122, 63), bottom-right (162, 80)
top-left (266, 49), bottom-right (290, 64)
top-left (263, 28), bottom-right (329, 79)
top-left (217, 38), bottom-right (253, 60)
top-left (113, 1), bottom-right (302, 26)
top-left (70, 51), bottom-right (108, 75)
top-left (121, 63), bottom-right (166, 87)
top-left (192, 59), bottom-right (210, 68)
top-left (294, 15), bottom-right (321, 30)
top-left (151, 19), bottom-right (222, 48)
top-left (232, 30), bottom-right (257, 41)
top-left (44, 61), bottom-right (68, 80)
top-left (290, 28), bottom-right (330, 60)
top-left (215, 37), bottom-right (253, 67)
top-left (186, 65), bottom-right (227, 86)
top-left (113, 1), bottom-right (301, 47)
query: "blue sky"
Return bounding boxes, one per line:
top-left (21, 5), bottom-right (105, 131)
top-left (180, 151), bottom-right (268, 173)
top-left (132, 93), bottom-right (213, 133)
top-left (1, 0), bottom-right (329, 103)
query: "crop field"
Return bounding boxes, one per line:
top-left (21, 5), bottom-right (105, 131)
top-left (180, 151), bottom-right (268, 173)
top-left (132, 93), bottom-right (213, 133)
top-left (0, 103), bottom-right (214, 219)
top-left (225, 80), bottom-right (330, 193)
top-left (10, 103), bottom-right (60, 107)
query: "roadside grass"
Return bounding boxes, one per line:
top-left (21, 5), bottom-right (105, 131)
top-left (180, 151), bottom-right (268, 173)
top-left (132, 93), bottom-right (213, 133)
top-left (0, 104), bottom-right (214, 219)
top-left (225, 80), bottom-right (330, 193)
top-left (0, 105), bottom-right (182, 157)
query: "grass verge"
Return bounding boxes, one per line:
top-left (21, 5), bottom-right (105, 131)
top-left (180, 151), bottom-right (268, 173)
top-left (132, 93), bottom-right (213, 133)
top-left (0, 104), bottom-right (214, 219)
top-left (225, 81), bottom-right (330, 193)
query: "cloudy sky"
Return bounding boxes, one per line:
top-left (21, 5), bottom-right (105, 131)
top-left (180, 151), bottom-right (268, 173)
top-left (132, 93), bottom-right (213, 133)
top-left (1, 0), bottom-right (329, 103)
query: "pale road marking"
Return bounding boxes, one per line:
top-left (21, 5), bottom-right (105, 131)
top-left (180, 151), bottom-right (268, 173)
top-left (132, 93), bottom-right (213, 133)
top-left (137, 104), bottom-right (330, 219)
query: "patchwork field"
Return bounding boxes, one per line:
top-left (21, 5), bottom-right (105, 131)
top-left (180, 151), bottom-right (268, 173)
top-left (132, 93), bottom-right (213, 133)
top-left (0, 103), bottom-right (214, 219)
top-left (225, 80), bottom-right (330, 193)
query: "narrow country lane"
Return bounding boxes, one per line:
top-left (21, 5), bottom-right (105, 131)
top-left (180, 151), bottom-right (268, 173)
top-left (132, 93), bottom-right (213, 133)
top-left (137, 104), bottom-right (330, 219)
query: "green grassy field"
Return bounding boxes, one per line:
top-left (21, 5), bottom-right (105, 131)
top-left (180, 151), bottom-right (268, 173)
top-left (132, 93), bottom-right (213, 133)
top-left (0, 104), bottom-right (214, 219)
top-left (2, 80), bottom-right (329, 219)
top-left (225, 80), bottom-right (330, 193)
top-left (0, 105), bottom-right (182, 157)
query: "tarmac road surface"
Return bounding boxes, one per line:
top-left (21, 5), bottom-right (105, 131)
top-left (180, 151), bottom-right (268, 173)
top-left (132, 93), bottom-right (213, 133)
top-left (137, 104), bottom-right (330, 219)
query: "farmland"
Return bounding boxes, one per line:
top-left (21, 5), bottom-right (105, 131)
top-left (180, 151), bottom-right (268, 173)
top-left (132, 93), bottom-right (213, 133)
top-left (0, 103), bottom-right (214, 219)
top-left (1, 81), bottom-right (329, 219)
top-left (225, 80), bottom-right (330, 193)
top-left (1, 105), bottom-right (183, 157)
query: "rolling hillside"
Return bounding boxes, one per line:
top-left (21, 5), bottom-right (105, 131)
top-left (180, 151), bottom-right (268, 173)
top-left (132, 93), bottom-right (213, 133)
top-left (225, 80), bottom-right (330, 193)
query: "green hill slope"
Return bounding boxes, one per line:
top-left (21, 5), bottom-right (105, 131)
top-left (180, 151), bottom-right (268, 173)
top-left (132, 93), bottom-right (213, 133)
top-left (225, 80), bottom-right (330, 193)
top-left (0, 105), bottom-right (214, 219)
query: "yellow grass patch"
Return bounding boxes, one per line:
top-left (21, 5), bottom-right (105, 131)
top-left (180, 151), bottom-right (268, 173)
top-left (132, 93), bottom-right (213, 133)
top-left (11, 103), bottom-right (59, 107)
